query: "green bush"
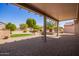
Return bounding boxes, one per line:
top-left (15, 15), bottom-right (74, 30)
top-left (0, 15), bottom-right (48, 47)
top-left (20, 24), bottom-right (28, 30)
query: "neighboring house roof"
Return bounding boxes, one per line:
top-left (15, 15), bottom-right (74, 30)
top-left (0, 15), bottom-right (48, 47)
top-left (0, 22), bottom-right (5, 25)
top-left (0, 22), bottom-right (5, 30)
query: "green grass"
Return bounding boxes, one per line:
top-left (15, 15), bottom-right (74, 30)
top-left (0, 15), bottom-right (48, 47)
top-left (11, 34), bottom-right (32, 37)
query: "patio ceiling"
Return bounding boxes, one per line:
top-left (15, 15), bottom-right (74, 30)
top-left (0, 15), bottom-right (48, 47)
top-left (14, 3), bottom-right (78, 21)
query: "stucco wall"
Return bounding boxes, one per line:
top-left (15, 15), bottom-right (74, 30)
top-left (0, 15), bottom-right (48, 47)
top-left (64, 25), bottom-right (75, 33)
top-left (74, 20), bottom-right (79, 35)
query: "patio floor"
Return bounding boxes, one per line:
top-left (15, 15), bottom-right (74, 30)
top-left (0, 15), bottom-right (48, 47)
top-left (0, 34), bottom-right (79, 56)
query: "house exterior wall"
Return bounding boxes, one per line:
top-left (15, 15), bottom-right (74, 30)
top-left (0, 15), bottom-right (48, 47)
top-left (64, 24), bottom-right (75, 33)
top-left (74, 19), bottom-right (79, 35)
top-left (74, 4), bottom-right (79, 35)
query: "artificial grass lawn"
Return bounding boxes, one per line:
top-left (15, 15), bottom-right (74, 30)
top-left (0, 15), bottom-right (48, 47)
top-left (11, 34), bottom-right (32, 37)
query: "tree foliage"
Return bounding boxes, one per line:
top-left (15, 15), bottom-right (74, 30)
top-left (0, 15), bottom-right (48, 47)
top-left (46, 21), bottom-right (55, 30)
top-left (6, 23), bottom-right (16, 31)
top-left (54, 26), bottom-right (63, 30)
top-left (33, 25), bottom-right (40, 29)
top-left (33, 25), bottom-right (42, 32)
top-left (26, 18), bottom-right (36, 28)
top-left (20, 24), bottom-right (28, 30)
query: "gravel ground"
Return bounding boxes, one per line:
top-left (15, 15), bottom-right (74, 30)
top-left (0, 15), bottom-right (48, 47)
top-left (0, 34), bottom-right (79, 56)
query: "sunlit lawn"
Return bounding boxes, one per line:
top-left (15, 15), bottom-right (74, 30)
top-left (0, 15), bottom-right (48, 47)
top-left (11, 34), bottom-right (32, 37)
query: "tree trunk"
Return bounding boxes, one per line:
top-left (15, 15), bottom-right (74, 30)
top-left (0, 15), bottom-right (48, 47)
top-left (10, 31), bottom-right (12, 34)
top-left (49, 29), bottom-right (52, 32)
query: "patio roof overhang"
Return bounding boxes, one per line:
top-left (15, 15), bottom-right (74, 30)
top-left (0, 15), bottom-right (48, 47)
top-left (13, 3), bottom-right (78, 21)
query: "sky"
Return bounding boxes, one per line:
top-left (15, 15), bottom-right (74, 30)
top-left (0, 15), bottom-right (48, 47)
top-left (59, 20), bottom-right (74, 27)
top-left (0, 3), bottom-right (44, 27)
top-left (0, 3), bottom-right (74, 28)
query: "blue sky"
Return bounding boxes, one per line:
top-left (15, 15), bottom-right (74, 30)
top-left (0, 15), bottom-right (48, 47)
top-left (59, 20), bottom-right (74, 27)
top-left (0, 3), bottom-right (43, 27)
top-left (0, 3), bottom-right (73, 28)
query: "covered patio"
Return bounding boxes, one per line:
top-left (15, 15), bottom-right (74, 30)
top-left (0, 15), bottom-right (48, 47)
top-left (14, 3), bottom-right (79, 41)
top-left (0, 3), bottom-right (79, 56)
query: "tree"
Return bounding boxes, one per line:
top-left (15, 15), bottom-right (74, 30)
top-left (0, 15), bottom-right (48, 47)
top-left (5, 23), bottom-right (16, 34)
top-left (20, 24), bottom-right (28, 31)
top-left (33, 25), bottom-right (40, 32)
top-left (20, 24), bottom-right (28, 32)
top-left (26, 18), bottom-right (36, 28)
top-left (59, 27), bottom-right (63, 29)
top-left (46, 21), bottom-right (55, 32)
top-left (39, 26), bottom-right (43, 32)
top-left (54, 26), bottom-right (63, 30)
top-left (54, 26), bottom-right (64, 33)
top-left (33, 25), bottom-right (40, 29)
top-left (32, 25), bottom-right (42, 34)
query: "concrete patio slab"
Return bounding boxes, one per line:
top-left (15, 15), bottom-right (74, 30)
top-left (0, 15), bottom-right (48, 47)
top-left (0, 33), bottom-right (79, 56)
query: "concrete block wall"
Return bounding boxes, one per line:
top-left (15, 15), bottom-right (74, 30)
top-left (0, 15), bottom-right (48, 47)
top-left (0, 30), bottom-right (10, 39)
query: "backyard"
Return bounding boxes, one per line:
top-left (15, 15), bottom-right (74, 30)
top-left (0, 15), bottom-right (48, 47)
top-left (0, 3), bottom-right (78, 56)
top-left (11, 34), bottom-right (32, 37)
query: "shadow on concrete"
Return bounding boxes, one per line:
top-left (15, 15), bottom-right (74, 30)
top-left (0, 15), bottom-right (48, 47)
top-left (0, 35), bottom-right (79, 56)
